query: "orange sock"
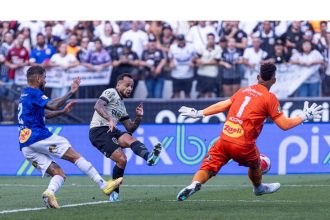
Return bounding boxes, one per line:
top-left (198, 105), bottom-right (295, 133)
top-left (248, 167), bottom-right (262, 187)
top-left (192, 170), bottom-right (211, 184)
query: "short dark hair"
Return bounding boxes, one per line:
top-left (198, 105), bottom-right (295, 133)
top-left (94, 38), bottom-right (103, 45)
top-left (260, 63), bottom-right (276, 81)
top-left (27, 66), bottom-right (45, 83)
top-left (37, 33), bottom-right (45, 37)
top-left (207, 33), bottom-right (215, 38)
top-left (116, 73), bottom-right (133, 83)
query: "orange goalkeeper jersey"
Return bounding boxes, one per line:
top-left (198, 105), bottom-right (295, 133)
top-left (220, 84), bottom-right (283, 146)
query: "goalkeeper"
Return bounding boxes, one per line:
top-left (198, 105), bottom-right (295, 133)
top-left (176, 63), bottom-right (323, 201)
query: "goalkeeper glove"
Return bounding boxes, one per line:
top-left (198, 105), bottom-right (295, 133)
top-left (178, 106), bottom-right (204, 118)
top-left (300, 101), bottom-right (323, 121)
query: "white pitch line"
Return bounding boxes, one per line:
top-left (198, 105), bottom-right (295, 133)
top-left (0, 198), bottom-right (312, 215)
top-left (0, 200), bottom-right (109, 215)
top-left (1, 184), bottom-right (330, 188)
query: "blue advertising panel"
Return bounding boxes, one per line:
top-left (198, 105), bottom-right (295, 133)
top-left (1, 123), bottom-right (330, 176)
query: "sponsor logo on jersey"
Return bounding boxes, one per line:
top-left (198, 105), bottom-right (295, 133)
top-left (223, 121), bottom-right (244, 138)
top-left (19, 128), bottom-right (32, 143)
top-left (229, 116), bottom-right (243, 125)
top-left (41, 95), bottom-right (48, 100)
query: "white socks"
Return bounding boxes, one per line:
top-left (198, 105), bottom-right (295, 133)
top-left (47, 175), bottom-right (64, 193)
top-left (189, 181), bottom-right (201, 189)
top-left (75, 157), bottom-right (107, 189)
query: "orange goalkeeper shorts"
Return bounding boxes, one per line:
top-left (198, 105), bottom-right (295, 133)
top-left (200, 138), bottom-right (260, 175)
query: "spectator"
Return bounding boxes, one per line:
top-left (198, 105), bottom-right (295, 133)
top-left (219, 38), bottom-right (244, 97)
top-left (267, 39), bottom-right (290, 64)
top-left (120, 21), bottom-right (148, 58)
top-left (18, 21), bottom-right (44, 46)
top-left (2, 31), bottom-right (15, 51)
top-left (140, 35), bottom-right (166, 98)
top-left (313, 21), bottom-right (329, 59)
top-left (5, 33), bottom-right (29, 81)
top-left (20, 27), bottom-right (32, 52)
top-left (107, 33), bottom-right (124, 87)
top-left (29, 33), bottom-right (56, 67)
top-left (110, 40), bottom-right (140, 97)
top-left (49, 42), bottom-right (79, 98)
top-left (195, 33), bottom-right (222, 98)
top-left (67, 34), bottom-right (80, 57)
top-left (77, 37), bottom-right (92, 65)
top-left (0, 42), bottom-right (9, 82)
top-left (87, 38), bottom-right (111, 70)
top-left (243, 37), bottom-right (268, 71)
top-left (100, 23), bottom-right (114, 47)
top-left (290, 40), bottom-right (324, 97)
top-left (158, 23), bottom-right (175, 54)
top-left (219, 21), bottom-right (247, 53)
top-left (252, 21), bottom-right (276, 57)
top-left (44, 24), bottom-right (62, 48)
top-left (323, 33), bottom-right (330, 96)
top-left (186, 21), bottom-right (219, 51)
top-left (76, 37), bottom-right (92, 99)
top-left (52, 21), bottom-right (66, 41)
top-left (86, 38), bottom-right (112, 97)
top-left (168, 34), bottom-right (196, 98)
top-left (284, 21), bottom-right (303, 56)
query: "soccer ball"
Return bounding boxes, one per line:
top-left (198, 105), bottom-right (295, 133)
top-left (260, 154), bottom-right (271, 174)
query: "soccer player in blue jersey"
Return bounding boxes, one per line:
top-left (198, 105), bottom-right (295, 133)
top-left (18, 66), bottom-right (123, 209)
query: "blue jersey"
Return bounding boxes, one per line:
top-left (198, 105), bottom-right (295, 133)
top-left (18, 87), bottom-right (52, 149)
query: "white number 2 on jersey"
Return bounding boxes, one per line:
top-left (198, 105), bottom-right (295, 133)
top-left (236, 96), bottom-right (251, 118)
top-left (18, 103), bottom-right (24, 125)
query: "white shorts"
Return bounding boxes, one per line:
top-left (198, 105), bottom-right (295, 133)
top-left (22, 134), bottom-right (72, 176)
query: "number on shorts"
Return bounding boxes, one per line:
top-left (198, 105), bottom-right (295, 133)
top-left (236, 96), bottom-right (251, 117)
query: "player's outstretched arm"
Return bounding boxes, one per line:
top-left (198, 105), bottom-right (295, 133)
top-left (274, 101), bottom-right (323, 131)
top-left (179, 99), bottom-right (232, 118)
top-left (45, 101), bottom-right (77, 119)
top-left (202, 99), bottom-right (232, 116)
top-left (46, 77), bottom-right (81, 110)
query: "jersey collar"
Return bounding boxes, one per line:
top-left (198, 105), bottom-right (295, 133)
top-left (115, 89), bottom-right (124, 100)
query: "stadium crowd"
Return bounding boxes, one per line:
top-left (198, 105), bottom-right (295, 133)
top-left (1, 20), bottom-right (330, 123)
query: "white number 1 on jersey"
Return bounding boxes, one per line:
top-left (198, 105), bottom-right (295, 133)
top-left (236, 96), bottom-right (251, 117)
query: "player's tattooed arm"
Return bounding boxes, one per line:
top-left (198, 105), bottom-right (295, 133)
top-left (94, 99), bottom-right (112, 121)
top-left (45, 101), bottom-right (77, 119)
top-left (46, 77), bottom-right (81, 110)
top-left (122, 116), bottom-right (142, 133)
top-left (122, 103), bottom-right (143, 133)
top-left (46, 91), bottom-right (74, 110)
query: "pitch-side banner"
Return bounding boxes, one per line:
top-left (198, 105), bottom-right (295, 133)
top-left (14, 66), bottom-right (111, 88)
top-left (246, 64), bottom-right (320, 98)
top-left (1, 123), bottom-right (330, 176)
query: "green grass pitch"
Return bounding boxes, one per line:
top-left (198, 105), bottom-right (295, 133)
top-left (1, 175), bottom-right (330, 220)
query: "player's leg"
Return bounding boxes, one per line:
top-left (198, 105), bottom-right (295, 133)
top-left (177, 139), bottom-right (229, 201)
top-left (43, 134), bottom-right (121, 196)
top-left (230, 144), bottom-right (280, 196)
top-left (89, 127), bottom-right (128, 198)
top-left (108, 148), bottom-right (127, 202)
top-left (62, 147), bottom-right (122, 195)
top-left (22, 146), bottom-right (62, 209)
top-left (118, 133), bottom-right (162, 166)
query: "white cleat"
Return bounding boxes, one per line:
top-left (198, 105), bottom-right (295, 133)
top-left (254, 183), bottom-right (281, 196)
top-left (177, 183), bottom-right (202, 201)
top-left (109, 191), bottom-right (120, 202)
